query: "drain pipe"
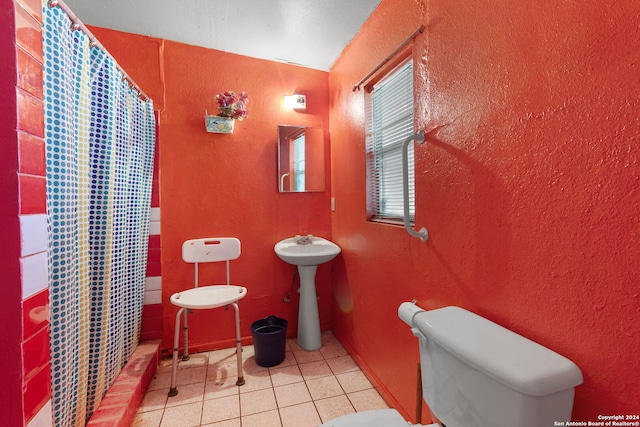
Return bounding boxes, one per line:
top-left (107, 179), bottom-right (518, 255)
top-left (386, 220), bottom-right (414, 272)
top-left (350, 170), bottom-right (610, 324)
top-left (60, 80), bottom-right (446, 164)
top-left (283, 269), bottom-right (299, 302)
top-left (416, 362), bottom-right (423, 423)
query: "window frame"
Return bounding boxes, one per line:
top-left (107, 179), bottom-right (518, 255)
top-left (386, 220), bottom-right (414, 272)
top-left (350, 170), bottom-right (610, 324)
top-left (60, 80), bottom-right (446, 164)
top-left (365, 57), bottom-right (415, 225)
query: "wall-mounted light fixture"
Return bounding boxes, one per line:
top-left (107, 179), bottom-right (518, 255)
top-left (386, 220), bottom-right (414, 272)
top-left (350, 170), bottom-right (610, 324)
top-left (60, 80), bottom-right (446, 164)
top-left (284, 94), bottom-right (306, 111)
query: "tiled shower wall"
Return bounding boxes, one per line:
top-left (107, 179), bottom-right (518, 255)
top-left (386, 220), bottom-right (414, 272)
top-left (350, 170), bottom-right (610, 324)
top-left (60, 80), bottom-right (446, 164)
top-left (14, 0), bottom-right (51, 424)
top-left (3, 0), bottom-right (161, 425)
top-left (142, 130), bottom-right (163, 341)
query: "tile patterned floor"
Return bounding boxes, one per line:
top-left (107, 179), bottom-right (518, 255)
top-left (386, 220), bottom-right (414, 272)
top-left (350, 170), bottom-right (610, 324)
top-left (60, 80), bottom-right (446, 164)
top-left (133, 332), bottom-right (389, 427)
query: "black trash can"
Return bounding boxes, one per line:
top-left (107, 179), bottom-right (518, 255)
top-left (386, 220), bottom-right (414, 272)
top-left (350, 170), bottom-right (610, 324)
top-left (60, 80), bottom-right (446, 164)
top-left (250, 316), bottom-right (288, 367)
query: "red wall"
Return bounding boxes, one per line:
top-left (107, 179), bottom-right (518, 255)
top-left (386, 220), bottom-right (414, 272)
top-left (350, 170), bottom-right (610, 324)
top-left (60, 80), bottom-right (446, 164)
top-left (90, 28), bottom-right (333, 353)
top-left (330, 0), bottom-right (640, 422)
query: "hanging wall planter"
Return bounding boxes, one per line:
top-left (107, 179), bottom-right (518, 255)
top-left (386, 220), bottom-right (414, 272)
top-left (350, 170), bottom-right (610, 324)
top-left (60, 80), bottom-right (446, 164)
top-left (205, 114), bottom-right (235, 134)
top-left (205, 91), bottom-right (249, 134)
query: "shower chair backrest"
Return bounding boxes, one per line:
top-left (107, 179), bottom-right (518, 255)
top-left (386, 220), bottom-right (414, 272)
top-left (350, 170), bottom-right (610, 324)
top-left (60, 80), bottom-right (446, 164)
top-left (182, 238), bottom-right (241, 288)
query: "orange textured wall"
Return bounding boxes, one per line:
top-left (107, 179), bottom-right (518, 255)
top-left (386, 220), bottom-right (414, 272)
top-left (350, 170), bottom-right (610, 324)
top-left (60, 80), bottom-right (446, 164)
top-left (330, 0), bottom-right (640, 422)
top-left (91, 28), bottom-right (333, 352)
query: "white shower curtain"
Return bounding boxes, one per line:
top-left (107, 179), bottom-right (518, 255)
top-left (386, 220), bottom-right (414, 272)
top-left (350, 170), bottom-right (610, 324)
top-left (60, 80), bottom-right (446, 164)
top-left (42, 2), bottom-right (156, 425)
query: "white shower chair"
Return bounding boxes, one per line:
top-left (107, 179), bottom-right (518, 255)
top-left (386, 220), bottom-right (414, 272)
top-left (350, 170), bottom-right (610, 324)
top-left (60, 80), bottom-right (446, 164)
top-left (168, 237), bottom-right (247, 397)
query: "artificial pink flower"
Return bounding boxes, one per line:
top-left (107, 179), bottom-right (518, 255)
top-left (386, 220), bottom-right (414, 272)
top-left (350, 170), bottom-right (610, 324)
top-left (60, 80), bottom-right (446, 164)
top-left (215, 91), bottom-right (250, 120)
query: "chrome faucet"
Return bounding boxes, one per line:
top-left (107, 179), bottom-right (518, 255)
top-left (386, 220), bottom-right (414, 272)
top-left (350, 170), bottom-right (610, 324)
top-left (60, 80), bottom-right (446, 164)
top-left (295, 234), bottom-right (313, 245)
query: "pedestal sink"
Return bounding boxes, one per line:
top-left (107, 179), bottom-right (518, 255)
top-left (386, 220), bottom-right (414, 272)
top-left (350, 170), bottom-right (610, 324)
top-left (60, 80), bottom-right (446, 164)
top-left (275, 236), bottom-right (341, 350)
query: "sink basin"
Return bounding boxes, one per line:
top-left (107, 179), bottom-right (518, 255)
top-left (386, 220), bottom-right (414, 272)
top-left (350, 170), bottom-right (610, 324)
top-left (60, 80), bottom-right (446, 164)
top-left (274, 236), bottom-right (341, 266)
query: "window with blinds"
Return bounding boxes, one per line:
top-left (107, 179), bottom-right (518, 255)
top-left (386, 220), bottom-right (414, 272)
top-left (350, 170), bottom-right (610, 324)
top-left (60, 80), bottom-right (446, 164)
top-left (366, 59), bottom-right (415, 223)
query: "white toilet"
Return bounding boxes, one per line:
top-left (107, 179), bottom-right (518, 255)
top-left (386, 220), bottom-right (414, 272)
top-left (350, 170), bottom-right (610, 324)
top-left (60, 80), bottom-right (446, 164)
top-left (321, 303), bottom-right (583, 427)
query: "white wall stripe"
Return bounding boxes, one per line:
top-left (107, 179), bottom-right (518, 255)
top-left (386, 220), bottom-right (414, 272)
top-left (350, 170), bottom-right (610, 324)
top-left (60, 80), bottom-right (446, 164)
top-left (19, 214), bottom-right (48, 257)
top-left (149, 207), bottom-right (160, 221)
top-left (143, 289), bottom-right (162, 305)
top-left (21, 252), bottom-right (48, 299)
top-left (149, 220), bottom-right (160, 235)
top-left (145, 276), bottom-right (162, 291)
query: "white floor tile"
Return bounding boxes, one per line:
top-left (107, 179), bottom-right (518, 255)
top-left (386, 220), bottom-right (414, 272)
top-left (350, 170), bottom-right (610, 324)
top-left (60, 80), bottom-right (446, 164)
top-left (279, 402), bottom-right (321, 427)
top-left (177, 366), bottom-right (208, 386)
top-left (325, 355), bottom-right (359, 375)
top-left (348, 388), bottom-right (389, 412)
top-left (204, 376), bottom-right (240, 401)
top-left (139, 389), bottom-right (168, 412)
top-left (241, 409), bottom-right (283, 427)
top-left (320, 340), bottom-right (349, 359)
top-left (143, 332), bottom-right (389, 427)
top-left (315, 394), bottom-right (356, 422)
top-left (201, 395), bottom-right (240, 425)
top-left (240, 388), bottom-right (277, 416)
top-left (336, 370), bottom-right (373, 393)
top-left (160, 401), bottom-right (203, 427)
top-left (200, 418), bottom-right (240, 427)
top-left (238, 369), bottom-right (273, 393)
top-left (269, 364), bottom-right (304, 387)
top-left (274, 382), bottom-right (312, 408)
top-left (306, 375), bottom-right (344, 400)
top-left (293, 349), bottom-right (324, 364)
top-left (299, 359), bottom-right (333, 380)
top-left (166, 382), bottom-right (206, 407)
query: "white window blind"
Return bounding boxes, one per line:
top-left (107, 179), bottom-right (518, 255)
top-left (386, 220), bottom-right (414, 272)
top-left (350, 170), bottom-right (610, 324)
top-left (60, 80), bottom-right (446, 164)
top-left (366, 60), bottom-right (415, 222)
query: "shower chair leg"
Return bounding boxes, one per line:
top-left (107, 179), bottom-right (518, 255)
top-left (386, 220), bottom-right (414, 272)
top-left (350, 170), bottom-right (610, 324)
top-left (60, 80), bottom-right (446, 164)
top-left (169, 302), bottom-right (245, 396)
top-left (232, 302), bottom-right (245, 386)
top-left (169, 307), bottom-right (185, 397)
top-left (182, 309), bottom-right (190, 361)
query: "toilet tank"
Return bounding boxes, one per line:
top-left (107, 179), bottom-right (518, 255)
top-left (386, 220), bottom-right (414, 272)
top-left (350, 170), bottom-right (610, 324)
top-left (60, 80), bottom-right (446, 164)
top-left (398, 304), bottom-right (583, 427)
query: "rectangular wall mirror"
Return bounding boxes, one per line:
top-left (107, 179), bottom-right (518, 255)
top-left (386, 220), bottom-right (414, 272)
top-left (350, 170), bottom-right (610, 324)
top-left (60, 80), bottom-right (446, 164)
top-left (278, 125), bottom-right (325, 192)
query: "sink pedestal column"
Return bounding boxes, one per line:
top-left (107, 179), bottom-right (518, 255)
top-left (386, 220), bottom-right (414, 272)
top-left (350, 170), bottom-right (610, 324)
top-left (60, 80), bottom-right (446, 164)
top-left (297, 265), bottom-right (321, 350)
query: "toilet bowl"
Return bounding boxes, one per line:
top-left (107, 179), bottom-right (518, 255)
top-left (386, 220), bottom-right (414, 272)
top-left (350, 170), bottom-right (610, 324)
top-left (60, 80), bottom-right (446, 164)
top-left (320, 303), bottom-right (583, 427)
top-left (319, 408), bottom-right (438, 427)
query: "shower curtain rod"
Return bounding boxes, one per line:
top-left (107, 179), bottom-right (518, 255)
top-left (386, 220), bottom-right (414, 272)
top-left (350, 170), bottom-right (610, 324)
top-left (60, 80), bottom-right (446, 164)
top-left (352, 25), bottom-right (424, 92)
top-left (47, 0), bottom-right (150, 101)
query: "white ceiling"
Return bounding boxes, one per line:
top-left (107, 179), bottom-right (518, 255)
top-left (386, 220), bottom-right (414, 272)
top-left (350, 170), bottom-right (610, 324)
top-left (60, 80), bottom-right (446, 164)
top-left (62, 0), bottom-right (382, 71)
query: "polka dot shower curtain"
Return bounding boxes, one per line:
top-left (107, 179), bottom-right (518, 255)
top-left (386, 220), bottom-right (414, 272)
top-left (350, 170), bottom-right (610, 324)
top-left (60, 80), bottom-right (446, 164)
top-left (42, 3), bottom-right (156, 426)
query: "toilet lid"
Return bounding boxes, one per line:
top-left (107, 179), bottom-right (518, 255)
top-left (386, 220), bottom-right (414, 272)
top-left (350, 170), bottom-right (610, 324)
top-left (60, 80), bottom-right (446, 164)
top-left (319, 408), bottom-right (439, 427)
